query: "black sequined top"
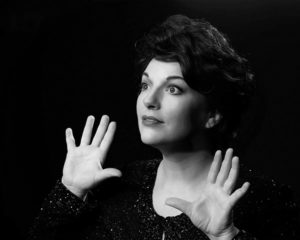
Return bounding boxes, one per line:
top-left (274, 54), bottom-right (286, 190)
top-left (28, 158), bottom-right (299, 240)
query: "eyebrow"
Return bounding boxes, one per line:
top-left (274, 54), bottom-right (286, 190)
top-left (142, 72), bottom-right (184, 81)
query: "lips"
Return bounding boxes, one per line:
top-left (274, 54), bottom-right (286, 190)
top-left (142, 115), bottom-right (163, 123)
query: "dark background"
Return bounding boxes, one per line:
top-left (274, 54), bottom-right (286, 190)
top-left (2, 0), bottom-right (300, 239)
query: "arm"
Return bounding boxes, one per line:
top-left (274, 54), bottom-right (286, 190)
top-left (240, 176), bottom-right (299, 239)
top-left (28, 181), bottom-right (103, 240)
top-left (28, 115), bottom-right (122, 240)
top-left (165, 148), bottom-right (258, 240)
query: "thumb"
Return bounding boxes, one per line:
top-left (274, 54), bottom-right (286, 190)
top-left (94, 168), bottom-right (122, 183)
top-left (165, 197), bottom-right (192, 216)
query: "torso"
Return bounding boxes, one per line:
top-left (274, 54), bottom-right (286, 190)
top-left (152, 161), bottom-right (186, 218)
top-left (152, 160), bottom-right (202, 239)
top-left (152, 161), bottom-right (182, 240)
top-left (153, 189), bottom-right (180, 240)
top-left (152, 160), bottom-right (204, 218)
top-left (152, 182), bottom-right (183, 217)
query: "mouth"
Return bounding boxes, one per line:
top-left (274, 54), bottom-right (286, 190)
top-left (142, 115), bottom-right (163, 122)
top-left (141, 115), bottom-right (164, 125)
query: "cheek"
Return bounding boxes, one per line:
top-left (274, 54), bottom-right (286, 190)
top-left (166, 100), bottom-right (205, 133)
top-left (136, 95), bottom-right (142, 115)
top-left (165, 103), bottom-right (195, 133)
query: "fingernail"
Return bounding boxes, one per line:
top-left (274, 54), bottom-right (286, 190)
top-left (66, 128), bottom-right (71, 136)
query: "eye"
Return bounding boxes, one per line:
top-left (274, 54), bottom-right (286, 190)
top-left (139, 82), bottom-right (149, 92)
top-left (168, 85), bottom-right (182, 95)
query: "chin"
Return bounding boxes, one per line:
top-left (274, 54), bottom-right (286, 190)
top-left (138, 129), bottom-right (167, 147)
top-left (143, 131), bottom-right (194, 151)
top-left (139, 130), bottom-right (179, 149)
top-left (140, 132), bottom-right (163, 145)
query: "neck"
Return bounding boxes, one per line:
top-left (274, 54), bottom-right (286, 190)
top-left (157, 131), bottom-right (213, 191)
top-left (155, 137), bottom-right (214, 191)
top-left (160, 150), bottom-right (213, 186)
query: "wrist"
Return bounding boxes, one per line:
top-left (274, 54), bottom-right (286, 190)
top-left (207, 226), bottom-right (239, 240)
top-left (61, 178), bottom-right (88, 200)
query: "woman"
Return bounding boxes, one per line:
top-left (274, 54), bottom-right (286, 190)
top-left (29, 15), bottom-right (298, 240)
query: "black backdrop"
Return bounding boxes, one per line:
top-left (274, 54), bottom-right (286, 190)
top-left (3, 0), bottom-right (300, 238)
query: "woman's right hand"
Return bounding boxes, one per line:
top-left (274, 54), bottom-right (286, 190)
top-left (61, 115), bottom-right (122, 199)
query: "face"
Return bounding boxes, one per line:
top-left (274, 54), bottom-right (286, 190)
top-left (136, 58), bottom-right (209, 149)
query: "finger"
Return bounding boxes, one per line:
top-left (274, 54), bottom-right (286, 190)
top-left (230, 182), bottom-right (250, 206)
top-left (223, 156), bottom-right (239, 194)
top-left (216, 148), bottom-right (233, 186)
top-left (207, 150), bottom-right (222, 183)
top-left (98, 121), bottom-right (117, 165)
top-left (65, 128), bottom-right (76, 151)
top-left (94, 168), bottom-right (122, 184)
top-left (80, 116), bottom-right (95, 146)
top-left (91, 115), bottom-right (110, 146)
top-left (165, 197), bottom-right (192, 216)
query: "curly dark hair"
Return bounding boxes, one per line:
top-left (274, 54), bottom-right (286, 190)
top-left (134, 14), bottom-right (256, 152)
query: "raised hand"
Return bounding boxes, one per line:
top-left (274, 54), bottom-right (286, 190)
top-left (165, 149), bottom-right (250, 240)
top-left (61, 115), bottom-right (122, 199)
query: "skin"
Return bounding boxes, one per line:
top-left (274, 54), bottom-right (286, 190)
top-left (62, 115), bottom-right (122, 198)
top-left (136, 59), bottom-right (215, 188)
top-left (136, 59), bottom-right (209, 150)
top-left (136, 59), bottom-right (249, 240)
top-left (61, 58), bottom-right (250, 240)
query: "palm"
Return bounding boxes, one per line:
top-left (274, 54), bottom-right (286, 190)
top-left (63, 146), bottom-right (104, 189)
top-left (62, 115), bottom-right (122, 198)
top-left (189, 182), bottom-right (233, 234)
top-left (165, 149), bottom-right (250, 237)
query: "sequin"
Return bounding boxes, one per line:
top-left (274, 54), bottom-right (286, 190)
top-left (28, 158), bottom-right (299, 239)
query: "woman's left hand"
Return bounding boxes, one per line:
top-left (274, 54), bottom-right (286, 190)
top-left (165, 148), bottom-right (250, 240)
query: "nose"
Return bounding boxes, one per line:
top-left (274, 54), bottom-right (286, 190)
top-left (142, 88), bottom-right (161, 110)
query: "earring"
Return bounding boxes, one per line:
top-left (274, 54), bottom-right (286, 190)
top-left (205, 118), bottom-right (216, 128)
top-left (205, 113), bottom-right (222, 128)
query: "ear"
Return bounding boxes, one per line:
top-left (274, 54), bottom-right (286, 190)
top-left (205, 110), bottom-right (223, 129)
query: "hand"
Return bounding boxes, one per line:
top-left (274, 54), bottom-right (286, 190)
top-left (165, 148), bottom-right (250, 240)
top-left (61, 115), bottom-right (122, 199)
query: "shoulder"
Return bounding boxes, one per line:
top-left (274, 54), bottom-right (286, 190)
top-left (238, 164), bottom-right (297, 209)
top-left (120, 158), bottom-right (161, 187)
top-left (234, 164), bottom-right (299, 239)
top-left (91, 158), bottom-right (161, 199)
top-left (88, 158), bottom-right (161, 222)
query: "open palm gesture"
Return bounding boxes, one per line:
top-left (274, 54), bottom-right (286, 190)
top-left (165, 149), bottom-right (250, 239)
top-left (62, 115), bottom-right (122, 199)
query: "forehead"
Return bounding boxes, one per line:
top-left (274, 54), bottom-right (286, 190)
top-left (143, 59), bottom-right (183, 78)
